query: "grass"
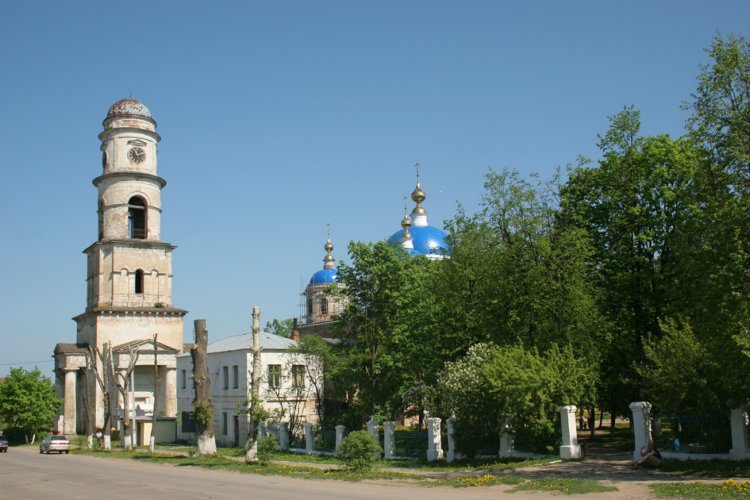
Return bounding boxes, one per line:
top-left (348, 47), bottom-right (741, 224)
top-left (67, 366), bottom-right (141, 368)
top-left (661, 460), bottom-right (750, 478)
top-left (510, 477), bottom-right (618, 495)
top-left (72, 447), bottom-right (616, 493)
top-left (651, 479), bottom-right (750, 498)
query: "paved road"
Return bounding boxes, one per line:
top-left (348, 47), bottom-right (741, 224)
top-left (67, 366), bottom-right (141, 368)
top-left (0, 446), bottom-right (565, 500)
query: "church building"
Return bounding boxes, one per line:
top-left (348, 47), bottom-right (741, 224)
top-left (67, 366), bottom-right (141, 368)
top-left (53, 99), bottom-right (186, 437)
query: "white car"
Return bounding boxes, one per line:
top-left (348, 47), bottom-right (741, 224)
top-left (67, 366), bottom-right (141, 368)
top-left (39, 435), bottom-right (70, 454)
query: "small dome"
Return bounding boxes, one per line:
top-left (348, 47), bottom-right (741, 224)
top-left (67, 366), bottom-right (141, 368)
top-left (389, 225), bottom-right (450, 258)
top-left (310, 268), bottom-right (338, 285)
top-left (107, 98), bottom-right (152, 119)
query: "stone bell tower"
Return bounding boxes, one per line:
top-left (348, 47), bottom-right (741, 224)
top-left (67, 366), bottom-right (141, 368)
top-left (54, 99), bottom-right (186, 436)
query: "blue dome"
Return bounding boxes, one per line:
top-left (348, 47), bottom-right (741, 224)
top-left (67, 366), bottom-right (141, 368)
top-left (310, 268), bottom-right (338, 285)
top-left (388, 225), bottom-right (450, 257)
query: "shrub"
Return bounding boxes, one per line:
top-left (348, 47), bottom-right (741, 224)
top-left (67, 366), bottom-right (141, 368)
top-left (257, 435), bottom-right (279, 465)
top-left (336, 430), bottom-right (381, 471)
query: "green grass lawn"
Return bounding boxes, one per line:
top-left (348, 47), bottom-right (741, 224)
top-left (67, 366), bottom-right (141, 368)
top-left (72, 447), bottom-right (616, 493)
top-left (661, 460), bottom-right (750, 478)
top-left (652, 480), bottom-right (750, 498)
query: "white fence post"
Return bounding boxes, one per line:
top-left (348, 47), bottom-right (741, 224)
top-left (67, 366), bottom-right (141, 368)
top-left (304, 422), bottom-right (314, 454)
top-left (729, 408), bottom-right (749, 460)
top-left (499, 417), bottom-right (513, 458)
top-left (335, 424), bottom-right (345, 453)
top-left (427, 417), bottom-right (443, 462)
top-left (383, 421), bottom-right (396, 459)
top-left (559, 405), bottom-right (582, 459)
top-left (629, 401), bottom-right (652, 462)
top-left (367, 416), bottom-right (380, 457)
top-left (278, 421), bottom-right (289, 451)
top-left (258, 421), bottom-right (267, 439)
top-left (446, 417), bottom-right (456, 463)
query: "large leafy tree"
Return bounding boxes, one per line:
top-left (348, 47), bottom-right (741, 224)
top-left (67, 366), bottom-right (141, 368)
top-left (0, 368), bottom-right (61, 441)
top-left (438, 169), bottom-right (608, 363)
top-left (559, 108), bottom-right (700, 417)
top-left (335, 241), bottom-right (440, 421)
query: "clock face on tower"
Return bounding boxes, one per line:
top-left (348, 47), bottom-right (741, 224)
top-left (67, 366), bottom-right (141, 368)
top-left (128, 147), bottom-right (146, 164)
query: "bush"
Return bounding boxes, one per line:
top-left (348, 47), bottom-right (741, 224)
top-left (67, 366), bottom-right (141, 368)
top-left (336, 430), bottom-right (381, 471)
top-left (257, 435), bottom-right (279, 465)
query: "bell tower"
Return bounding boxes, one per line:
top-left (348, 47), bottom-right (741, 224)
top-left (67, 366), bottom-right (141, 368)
top-left (75, 98), bottom-right (186, 351)
top-left (55, 99), bottom-right (185, 436)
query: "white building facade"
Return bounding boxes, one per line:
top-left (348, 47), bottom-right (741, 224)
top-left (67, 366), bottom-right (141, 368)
top-left (177, 332), bottom-right (322, 447)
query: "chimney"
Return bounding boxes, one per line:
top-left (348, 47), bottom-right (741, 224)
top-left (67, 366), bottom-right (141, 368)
top-left (292, 318), bottom-right (300, 341)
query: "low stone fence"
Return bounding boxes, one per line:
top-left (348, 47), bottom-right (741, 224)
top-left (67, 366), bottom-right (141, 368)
top-left (630, 402), bottom-right (748, 461)
top-left (264, 406), bottom-right (582, 462)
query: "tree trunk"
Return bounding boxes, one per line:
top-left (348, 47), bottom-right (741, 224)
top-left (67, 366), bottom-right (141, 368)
top-left (245, 305), bottom-right (262, 463)
top-left (192, 319), bottom-right (217, 455)
top-left (589, 407), bottom-right (596, 438)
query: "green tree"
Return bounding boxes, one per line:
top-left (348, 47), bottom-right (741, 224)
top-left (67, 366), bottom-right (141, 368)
top-left (559, 108), bottom-right (700, 418)
top-left (0, 368), bottom-right (61, 442)
top-left (335, 241), bottom-right (440, 421)
top-left (265, 318), bottom-right (294, 338)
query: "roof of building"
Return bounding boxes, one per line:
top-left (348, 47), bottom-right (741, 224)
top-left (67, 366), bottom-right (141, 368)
top-left (182, 331), bottom-right (298, 355)
top-left (310, 267), bottom-right (338, 285)
top-left (389, 224), bottom-right (450, 257)
top-left (107, 98), bottom-right (152, 119)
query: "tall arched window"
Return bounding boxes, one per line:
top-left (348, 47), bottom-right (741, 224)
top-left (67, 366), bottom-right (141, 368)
top-left (135, 269), bottom-right (144, 294)
top-left (320, 297), bottom-right (328, 315)
top-left (98, 199), bottom-right (104, 240)
top-left (128, 196), bottom-right (147, 239)
top-left (306, 299), bottom-right (313, 317)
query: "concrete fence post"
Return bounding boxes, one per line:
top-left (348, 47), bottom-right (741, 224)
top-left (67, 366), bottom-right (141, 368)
top-left (729, 408), bottom-right (749, 460)
top-left (366, 416), bottom-right (380, 457)
top-left (427, 417), bottom-right (443, 462)
top-left (559, 405), bottom-right (582, 459)
top-left (258, 421), bottom-right (267, 440)
top-left (446, 417), bottom-right (456, 463)
top-left (278, 421), bottom-right (289, 451)
top-left (335, 424), bottom-right (345, 453)
top-left (304, 422), bottom-right (314, 455)
top-left (383, 421), bottom-right (396, 459)
top-left (499, 417), bottom-right (513, 458)
top-left (629, 401), bottom-right (652, 462)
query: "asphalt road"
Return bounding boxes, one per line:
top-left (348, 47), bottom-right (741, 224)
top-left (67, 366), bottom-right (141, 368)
top-left (0, 446), bottom-right (545, 500)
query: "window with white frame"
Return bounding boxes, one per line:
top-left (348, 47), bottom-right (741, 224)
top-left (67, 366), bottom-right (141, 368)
top-left (223, 366), bottom-right (229, 390)
top-left (292, 364), bottom-right (305, 389)
top-left (267, 364), bottom-right (281, 390)
top-left (232, 365), bottom-right (239, 389)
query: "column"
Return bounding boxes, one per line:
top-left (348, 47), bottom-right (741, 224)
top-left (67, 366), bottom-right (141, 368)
top-left (383, 421), bottom-right (395, 459)
top-left (559, 405), bottom-right (582, 459)
top-left (729, 408), bottom-right (749, 460)
top-left (63, 369), bottom-right (77, 436)
top-left (629, 401), bottom-right (652, 462)
top-left (426, 417), bottom-right (443, 462)
top-left (304, 422), bottom-right (314, 454)
top-left (164, 367), bottom-right (177, 417)
top-left (446, 417), bottom-right (456, 463)
top-left (278, 422), bottom-right (290, 451)
top-left (335, 425), bottom-right (345, 453)
top-left (258, 421), bottom-right (267, 439)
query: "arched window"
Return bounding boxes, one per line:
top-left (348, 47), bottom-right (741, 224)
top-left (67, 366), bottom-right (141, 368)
top-left (98, 199), bottom-right (104, 240)
top-left (135, 269), bottom-right (144, 294)
top-left (320, 297), bottom-right (328, 315)
top-left (128, 196), bottom-right (147, 239)
top-left (306, 298), bottom-right (313, 317)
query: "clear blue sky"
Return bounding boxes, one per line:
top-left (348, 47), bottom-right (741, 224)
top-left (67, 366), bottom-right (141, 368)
top-left (1, 0), bottom-right (748, 377)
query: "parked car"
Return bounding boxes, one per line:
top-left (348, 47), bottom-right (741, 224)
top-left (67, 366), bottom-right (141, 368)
top-left (39, 435), bottom-right (70, 454)
top-left (0, 435), bottom-right (8, 452)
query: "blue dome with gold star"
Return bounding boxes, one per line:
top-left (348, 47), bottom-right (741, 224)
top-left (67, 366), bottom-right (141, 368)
top-left (309, 237), bottom-right (338, 284)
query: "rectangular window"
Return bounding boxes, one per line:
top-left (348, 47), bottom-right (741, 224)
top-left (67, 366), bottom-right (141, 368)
top-left (181, 411), bottom-right (196, 433)
top-left (222, 412), bottom-right (228, 436)
top-left (232, 365), bottom-right (239, 389)
top-left (223, 366), bottom-right (229, 390)
top-left (292, 365), bottom-right (305, 389)
top-left (181, 369), bottom-right (186, 390)
top-left (267, 364), bottom-right (281, 390)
